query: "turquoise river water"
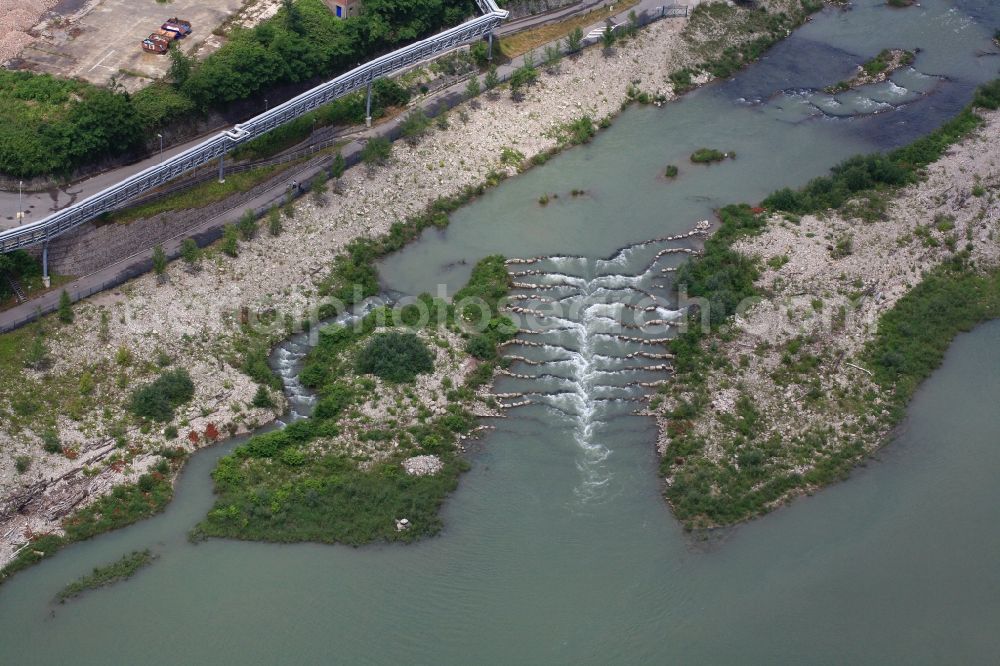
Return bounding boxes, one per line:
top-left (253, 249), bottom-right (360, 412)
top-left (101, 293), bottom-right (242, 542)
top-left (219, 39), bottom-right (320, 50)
top-left (1, 1), bottom-right (998, 663)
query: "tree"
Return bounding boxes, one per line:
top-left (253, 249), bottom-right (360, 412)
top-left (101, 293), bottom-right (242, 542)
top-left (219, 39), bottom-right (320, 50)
top-left (470, 40), bottom-right (489, 68)
top-left (24, 332), bottom-right (49, 370)
top-left (543, 45), bottom-right (563, 71)
top-left (465, 76), bottom-right (481, 102)
top-left (361, 136), bottom-right (392, 168)
top-left (399, 109), bottom-right (430, 145)
top-left (237, 209), bottom-right (257, 241)
top-left (566, 27), bottom-right (584, 54)
top-left (267, 206), bottom-right (283, 236)
top-left (282, 0), bottom-right (304, 35)
top-left (329, 152), bottom-right (346, 179)
top-left (130, 368), bottom-right (195, 422)
top-left (221, 224), bottom-right (239, 257)
top-left (509, 64), bottom-right (538, 101)
top-left (602, 25), bottom-right (616, 52)
top-left (152, 244), bottom-right (167, 276)
top-left (252, 385), bottom-right (276, 409)
top-left (311, 172), bottom-right (328, 201)
top-left (484, 65), bottom-right (500, 93)
top-left (58, 290), bottom-right (73, 324)
top-left (168, 45), bottom-right (192, 87)
top-left (180, 238), bottom-right (200, 265)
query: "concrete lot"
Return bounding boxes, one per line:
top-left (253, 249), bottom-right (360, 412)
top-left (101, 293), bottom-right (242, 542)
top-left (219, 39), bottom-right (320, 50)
top-left (18, 0), bottom-right (243, 91)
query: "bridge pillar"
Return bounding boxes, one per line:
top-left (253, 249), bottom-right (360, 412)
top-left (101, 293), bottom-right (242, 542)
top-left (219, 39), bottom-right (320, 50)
top-left (487, 32), bottom-right (494, 61)
top-left (218, 155), bottom-right (226, 184)
top-left (42, 242), bottom-right (50, 288)
top-left (365, 81), bottom-right (373, 128)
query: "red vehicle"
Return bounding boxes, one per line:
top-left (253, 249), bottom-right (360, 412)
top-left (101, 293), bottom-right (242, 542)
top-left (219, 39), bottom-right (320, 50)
top-left (141, 34), bottom-right (171, 54)
top-left (161, 18), bottom-right (192, 37)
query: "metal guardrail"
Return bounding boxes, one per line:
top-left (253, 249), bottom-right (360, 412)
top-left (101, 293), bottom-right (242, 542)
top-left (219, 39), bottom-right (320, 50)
top-left (0, 1), bottom-right (508, 254)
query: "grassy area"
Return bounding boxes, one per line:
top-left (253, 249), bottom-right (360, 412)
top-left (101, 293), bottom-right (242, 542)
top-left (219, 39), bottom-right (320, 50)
top-left (865, 256), bottom-right (1000, 420)
top-left (661, 80), bottom-right (1000, 529)
top-left (195, 255), bottom-right (512, 545)
top-left (498, 0), bottom-right (641, 59)
top-left (105, 164), bottom-right (289, 225)
top-left (55, 549), bottom-right (155, 602)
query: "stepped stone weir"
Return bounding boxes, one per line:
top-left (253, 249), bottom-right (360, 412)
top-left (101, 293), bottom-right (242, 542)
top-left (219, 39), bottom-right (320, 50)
top-left (493, 232), bottom-right (702, 500)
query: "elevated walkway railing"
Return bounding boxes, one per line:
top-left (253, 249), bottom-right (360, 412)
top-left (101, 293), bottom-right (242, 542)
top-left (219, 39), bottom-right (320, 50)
top-left (0, 1), bottom-right (507, 255)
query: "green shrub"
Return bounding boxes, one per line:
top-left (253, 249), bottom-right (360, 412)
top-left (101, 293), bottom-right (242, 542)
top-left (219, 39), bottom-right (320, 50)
top-left (356, 332), bottom-right (433, 382)
top-left (55, 550), bottom-right (154, 602)
top-left (40, 429), bottom-right (61, 454)
top-left (280, 448), bottom-right (307, 466)
top-left (361, 136), bottom-right (392, 167)
top-left (129, 369), bottom-right (195, 422)
top-left (180, 238), bottom-right (200, 265)
top-left (237, 209), bottom-right (257, 241)
top-left (665, 164), bottom-right (679, 178)
top-left (690, 148), bottom-right (730, 164)
top-left (58, 290), bottom-right (73, 324)
top-left (0, 70), bottom-right (143, 178)
top-left (313, 382), bottom-right (355, 419)
top-left (252, 385), bottom-right (276, 409)
top-left (152, 244), bottom-right (167, 275)
top-left (674, 204), bottom-right (763, 329)
top-left (220, 224), bottom-right (239, 257)
top-left (400, 109), bottom-right (431, 145)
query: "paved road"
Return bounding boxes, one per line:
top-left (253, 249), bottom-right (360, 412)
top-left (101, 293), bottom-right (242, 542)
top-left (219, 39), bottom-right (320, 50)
top-left (0, 0), bottom-right (686, 332)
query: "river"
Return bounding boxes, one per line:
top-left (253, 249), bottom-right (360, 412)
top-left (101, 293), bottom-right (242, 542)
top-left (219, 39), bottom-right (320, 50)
top-left (1, 0), bottom-right (998, 663)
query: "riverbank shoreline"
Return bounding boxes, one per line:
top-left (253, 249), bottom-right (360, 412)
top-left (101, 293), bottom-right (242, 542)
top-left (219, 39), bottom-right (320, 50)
top-left (656, 99), bottom-right (1000, 530)
top-left (0, 0), bottom-right (827, 572)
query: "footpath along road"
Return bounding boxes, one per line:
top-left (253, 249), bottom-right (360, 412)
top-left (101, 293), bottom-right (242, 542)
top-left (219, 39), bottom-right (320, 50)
top-left (0, 0), bottom-right (688, 332)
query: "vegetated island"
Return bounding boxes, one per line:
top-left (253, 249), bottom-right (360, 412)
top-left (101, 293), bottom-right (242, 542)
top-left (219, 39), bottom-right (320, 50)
top-left (690, 148), bottom-right (734, 164)
top-left (824, 48), bottom-right (917, 94)
top-left (654, 81), bottom-right (1000, 530)
top-left (193, 257), bottom-right (514, 545)
top-left (0, 0), bottom-right (831, 578)
top-left (55, 549), bottom-right (155, 603)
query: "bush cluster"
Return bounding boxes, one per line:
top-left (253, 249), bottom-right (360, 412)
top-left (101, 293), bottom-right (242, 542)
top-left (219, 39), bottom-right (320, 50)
top-left (355, 332), bottom-right (434, 382)
top-left (129, 368), bottom-right (195, 422)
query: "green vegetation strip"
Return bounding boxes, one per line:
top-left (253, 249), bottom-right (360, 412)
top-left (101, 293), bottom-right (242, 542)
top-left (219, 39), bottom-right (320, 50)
top-left (106, 165), bottom-right (286, 225)
top-left (55, 549), bottom-right (155, 603)
top-left (661, 80), bottom-right (1000, 529)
